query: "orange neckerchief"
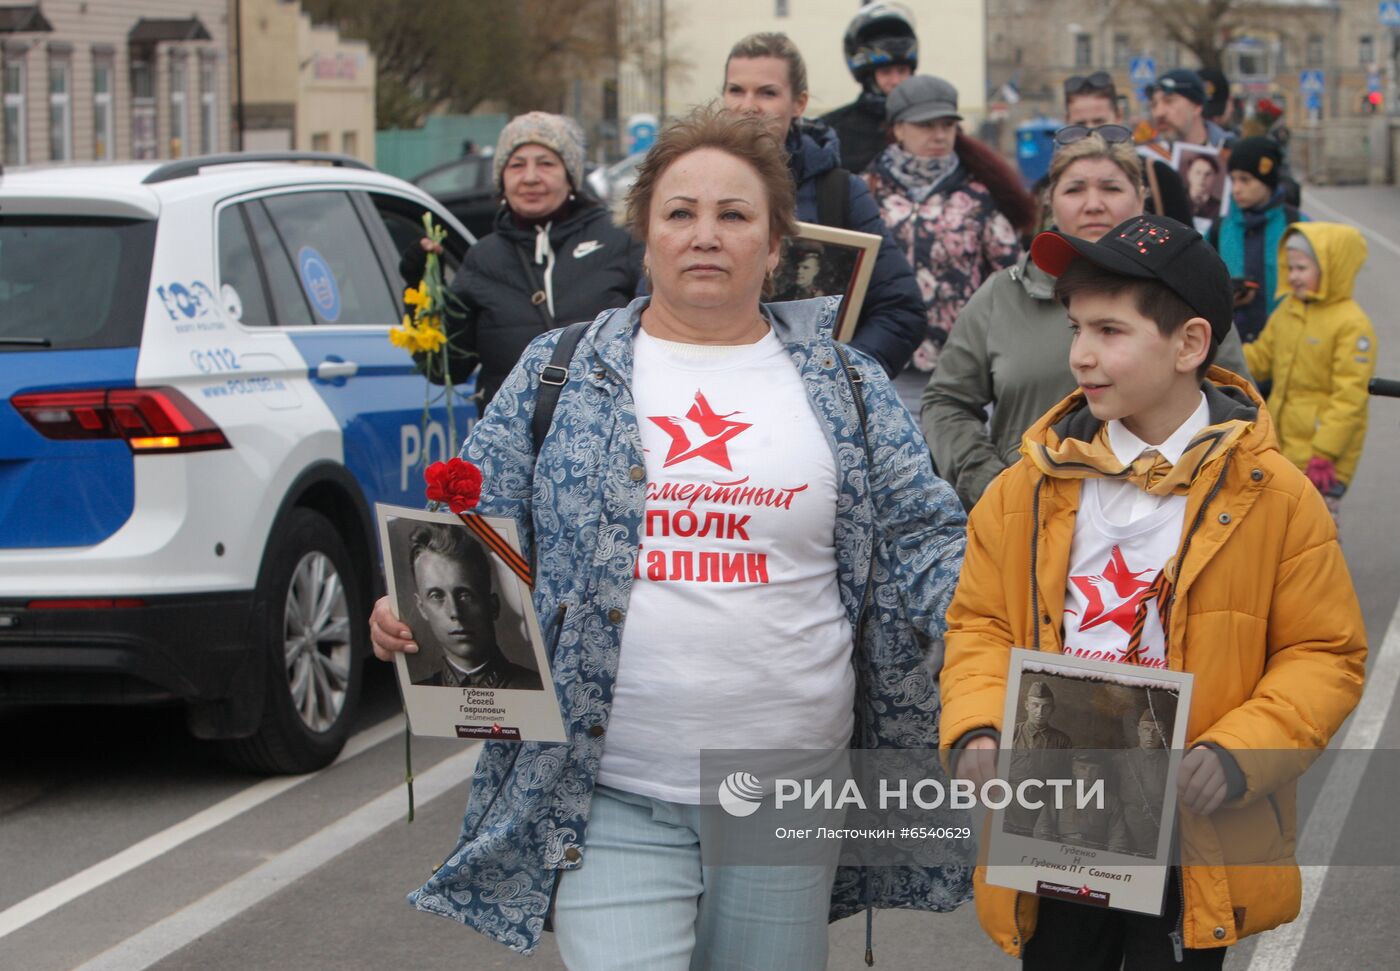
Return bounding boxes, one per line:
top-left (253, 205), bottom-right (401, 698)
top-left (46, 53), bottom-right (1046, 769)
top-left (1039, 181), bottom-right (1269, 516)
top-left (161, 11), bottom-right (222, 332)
top-left (1027, 419), bottom-right (1251, 496)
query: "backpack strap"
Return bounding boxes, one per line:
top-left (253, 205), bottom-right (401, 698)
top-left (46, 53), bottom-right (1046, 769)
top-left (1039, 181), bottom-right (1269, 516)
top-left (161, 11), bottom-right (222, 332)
top-left (531, 319), bottom-right (591, 457)
top-left (817, 166), bottom-right (852, 228)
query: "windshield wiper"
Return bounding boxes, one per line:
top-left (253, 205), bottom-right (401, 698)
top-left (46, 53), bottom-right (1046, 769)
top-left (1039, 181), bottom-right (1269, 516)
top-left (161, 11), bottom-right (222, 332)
top-left (0, 337), bottom-right (52, 347)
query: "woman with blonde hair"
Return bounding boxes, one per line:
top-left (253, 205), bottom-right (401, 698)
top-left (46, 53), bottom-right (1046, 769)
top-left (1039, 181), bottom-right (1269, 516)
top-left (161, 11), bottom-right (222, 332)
top-left (371, 105), bottom-right (970, 969)
top-left (921, 130), bottom-right (1251, 508)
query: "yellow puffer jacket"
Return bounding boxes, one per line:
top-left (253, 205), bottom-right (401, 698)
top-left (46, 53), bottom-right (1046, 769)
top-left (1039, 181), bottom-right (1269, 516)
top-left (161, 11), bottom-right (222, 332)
top-left (1243, 222), bottom-right (1377, 484)
top-left (940, 368), bottom-right (1367, 957)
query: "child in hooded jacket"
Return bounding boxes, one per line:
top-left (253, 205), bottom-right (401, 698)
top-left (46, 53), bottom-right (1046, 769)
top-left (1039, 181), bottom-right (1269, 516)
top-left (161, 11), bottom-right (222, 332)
top-left (941, 214), bottom-right (1366, 969)
top-left (1243, 222), bottom-right (1376, 524)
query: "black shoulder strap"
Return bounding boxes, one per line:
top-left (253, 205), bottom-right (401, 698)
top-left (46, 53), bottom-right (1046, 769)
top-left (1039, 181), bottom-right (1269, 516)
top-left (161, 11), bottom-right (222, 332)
top-left (817, 166), bottom-right (851, 228)
top-left (531, 320), bottom-right (591, 457)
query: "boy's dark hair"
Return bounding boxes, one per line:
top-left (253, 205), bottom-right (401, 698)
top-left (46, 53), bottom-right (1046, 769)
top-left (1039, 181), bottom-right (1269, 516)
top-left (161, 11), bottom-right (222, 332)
top-left (1055, 260), bottom-right (1218, 377)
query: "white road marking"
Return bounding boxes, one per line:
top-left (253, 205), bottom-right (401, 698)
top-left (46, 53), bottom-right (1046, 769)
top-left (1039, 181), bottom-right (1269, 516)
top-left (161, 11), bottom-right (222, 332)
top-left (0, 714), bottom-right (404, 941)
top-left (1303, 193), bottom-right (1400, 261)
top-left (1246, 596), bottom-right (1400, 969)
top-left (74, 741), bottom-right (481, 971)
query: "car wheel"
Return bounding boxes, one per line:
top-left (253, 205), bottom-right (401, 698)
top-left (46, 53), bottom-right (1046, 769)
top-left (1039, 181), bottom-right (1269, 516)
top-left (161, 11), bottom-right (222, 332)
top-left (222, 508), bottom-right (365, 774)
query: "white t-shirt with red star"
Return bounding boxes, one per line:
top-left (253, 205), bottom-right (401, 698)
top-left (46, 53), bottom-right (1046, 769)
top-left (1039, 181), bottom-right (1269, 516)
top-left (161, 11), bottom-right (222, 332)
top-left (596, 328), bottom-right (853, 803)
top-left (1061, 394), bottom-right (1209, 670)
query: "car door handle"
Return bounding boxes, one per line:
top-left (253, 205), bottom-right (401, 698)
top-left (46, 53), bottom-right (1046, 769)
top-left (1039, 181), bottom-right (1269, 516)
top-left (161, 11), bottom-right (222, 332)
top-left (316, 360), bottom-right (359, 380)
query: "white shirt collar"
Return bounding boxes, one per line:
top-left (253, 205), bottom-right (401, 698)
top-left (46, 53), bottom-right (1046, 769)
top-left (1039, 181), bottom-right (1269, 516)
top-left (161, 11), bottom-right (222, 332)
top-left (1105, 392), bottom-right (1210, 466)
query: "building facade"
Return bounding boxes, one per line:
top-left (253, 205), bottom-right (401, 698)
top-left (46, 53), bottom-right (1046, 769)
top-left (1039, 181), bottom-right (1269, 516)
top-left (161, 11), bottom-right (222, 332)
top-left (1, 0), bottom-right (230, 166)
top-left (618, 0), bottom-right (987, 130)
top-left (237, 0), bottom-right (375, 164)
top-left (987, 0), bottom-right (1397, 128)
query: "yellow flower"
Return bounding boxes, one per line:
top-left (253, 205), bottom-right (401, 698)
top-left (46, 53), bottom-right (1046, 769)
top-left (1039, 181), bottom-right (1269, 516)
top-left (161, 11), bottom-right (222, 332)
top-left (414, 320), bottom-right (447, 353)
top-left (389, 318), bottom-right (447, 354)
top-left (403, 282), bottom-right (430, 310)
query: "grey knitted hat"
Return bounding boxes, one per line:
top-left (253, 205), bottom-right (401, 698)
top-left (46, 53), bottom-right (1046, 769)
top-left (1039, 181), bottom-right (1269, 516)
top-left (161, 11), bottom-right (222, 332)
top-left (492, 111), bottom-right (586, 193)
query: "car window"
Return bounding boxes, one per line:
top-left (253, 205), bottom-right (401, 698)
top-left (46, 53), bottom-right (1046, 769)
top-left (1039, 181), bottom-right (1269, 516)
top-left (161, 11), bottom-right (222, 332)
top-left (415, 158), bottom-right (484, 196)
top-left (367, 193), bottom-right (465, 285)
top-left (259, 191), bottom-right (398, 326)
top-left (216, 206), bottom-right (273, 327)
top-left (244, 201), bottom-right (313, 327)
top-left (0, 216), bottom-right (155, 350)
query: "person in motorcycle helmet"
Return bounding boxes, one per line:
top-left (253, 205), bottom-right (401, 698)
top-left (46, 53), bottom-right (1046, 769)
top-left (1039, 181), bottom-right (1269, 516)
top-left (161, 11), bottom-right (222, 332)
top-left (819, 2), bottom-right (918, 173)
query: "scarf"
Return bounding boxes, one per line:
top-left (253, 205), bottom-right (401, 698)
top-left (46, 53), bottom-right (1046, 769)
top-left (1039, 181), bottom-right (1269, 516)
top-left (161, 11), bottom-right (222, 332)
top-left (879, 143), bottom-right (960, 205)
top-left (1028, 411), bottom-right (1252, 663)
top-left (1026, 418), bottom-right (1250, 496)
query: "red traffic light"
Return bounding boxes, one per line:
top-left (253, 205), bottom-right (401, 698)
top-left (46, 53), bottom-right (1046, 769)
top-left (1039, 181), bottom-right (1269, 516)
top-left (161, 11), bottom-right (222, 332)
top-left (1369, 90), bottom-right (1384, 107)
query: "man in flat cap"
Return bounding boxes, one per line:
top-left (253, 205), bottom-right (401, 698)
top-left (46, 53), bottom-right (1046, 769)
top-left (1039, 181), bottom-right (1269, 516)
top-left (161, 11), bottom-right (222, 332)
top-left (1004, 680), bottom-right (1073, 835)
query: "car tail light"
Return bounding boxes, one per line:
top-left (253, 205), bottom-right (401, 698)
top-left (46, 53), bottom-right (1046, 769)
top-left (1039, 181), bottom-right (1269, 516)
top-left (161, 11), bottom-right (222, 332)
top-left (11, 387), bottom-right (230, 453)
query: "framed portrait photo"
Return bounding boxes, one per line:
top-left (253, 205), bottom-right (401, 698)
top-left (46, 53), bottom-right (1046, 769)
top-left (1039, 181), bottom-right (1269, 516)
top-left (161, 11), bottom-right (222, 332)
top-left (984, 648), bottom-right (1194, 916)
top-left (769, 221), bottom-right (882, 343)
top-left (1171, 142), bottom-right (1231, 233)
top-left (375, 504), bottom-right (565, 743)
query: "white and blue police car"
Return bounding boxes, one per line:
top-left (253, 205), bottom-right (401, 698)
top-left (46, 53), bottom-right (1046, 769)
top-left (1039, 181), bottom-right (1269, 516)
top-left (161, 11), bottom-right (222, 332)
top-left (0, 152), bottom-right (477, 773)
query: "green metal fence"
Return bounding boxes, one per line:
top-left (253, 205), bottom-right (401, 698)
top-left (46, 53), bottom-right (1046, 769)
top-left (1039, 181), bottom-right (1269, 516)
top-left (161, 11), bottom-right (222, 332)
top-left (375, 114), bottom-right (509, 181)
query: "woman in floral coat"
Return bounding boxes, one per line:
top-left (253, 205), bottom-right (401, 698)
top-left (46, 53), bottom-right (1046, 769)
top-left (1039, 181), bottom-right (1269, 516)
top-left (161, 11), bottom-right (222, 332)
top-left (865, 75), bottom-right (1037, 371)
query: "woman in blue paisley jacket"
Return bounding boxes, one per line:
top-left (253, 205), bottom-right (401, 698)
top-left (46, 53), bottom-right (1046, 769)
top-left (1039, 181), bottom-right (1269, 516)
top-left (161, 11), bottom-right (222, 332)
top-left (370, 107), bottom-right (971, 969)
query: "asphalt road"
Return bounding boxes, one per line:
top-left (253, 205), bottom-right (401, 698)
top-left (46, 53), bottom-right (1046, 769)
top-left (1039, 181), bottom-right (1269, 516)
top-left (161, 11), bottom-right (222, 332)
top-left (3, 185), bottom-right (1398, 971)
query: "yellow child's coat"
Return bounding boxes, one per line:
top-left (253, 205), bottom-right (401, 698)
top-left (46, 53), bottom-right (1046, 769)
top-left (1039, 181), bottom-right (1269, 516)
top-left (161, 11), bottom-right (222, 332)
top-left (1243, 221), bottom-right (1376, 484)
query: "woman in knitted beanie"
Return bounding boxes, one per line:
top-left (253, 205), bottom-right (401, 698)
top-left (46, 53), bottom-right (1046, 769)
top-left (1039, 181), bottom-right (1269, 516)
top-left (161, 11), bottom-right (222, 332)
top-left (404, 111), bottom-right (644, 409)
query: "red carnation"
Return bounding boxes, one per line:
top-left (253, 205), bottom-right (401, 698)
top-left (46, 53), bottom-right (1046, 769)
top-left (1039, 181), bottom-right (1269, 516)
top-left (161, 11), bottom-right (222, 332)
top-left (424, 458), bottom-right (482, 514)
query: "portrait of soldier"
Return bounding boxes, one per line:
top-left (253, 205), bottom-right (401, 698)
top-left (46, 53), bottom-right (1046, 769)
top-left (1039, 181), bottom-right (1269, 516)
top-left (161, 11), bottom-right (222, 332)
top-left (407, 523), bottom-right (542, 690)
top-left (1003, 680), bottom-right (1074, 835)
top-left (1113, 706), bottom-right (1171, 856)
top-left (1033, 751), bottom-right (1130, 854)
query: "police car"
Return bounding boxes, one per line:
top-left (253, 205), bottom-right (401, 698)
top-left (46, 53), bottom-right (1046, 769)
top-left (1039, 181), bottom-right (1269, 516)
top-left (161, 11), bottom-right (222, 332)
top-left (0, 152), bottom-right (476, 773)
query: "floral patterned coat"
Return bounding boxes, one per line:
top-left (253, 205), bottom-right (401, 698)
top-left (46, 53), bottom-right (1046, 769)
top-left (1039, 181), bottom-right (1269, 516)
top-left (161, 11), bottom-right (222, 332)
top-left (407, 295), bottom-right (972, 953)
top-left (865, 158), bottom-right (1021, 338)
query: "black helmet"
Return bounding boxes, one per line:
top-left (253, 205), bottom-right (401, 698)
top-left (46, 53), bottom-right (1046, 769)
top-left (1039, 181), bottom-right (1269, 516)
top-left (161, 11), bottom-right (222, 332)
top-left (843, 2), bottom-right (918, 86)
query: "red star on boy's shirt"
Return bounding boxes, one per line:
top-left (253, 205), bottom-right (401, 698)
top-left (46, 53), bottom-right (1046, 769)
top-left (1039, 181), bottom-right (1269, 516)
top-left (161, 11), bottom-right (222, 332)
top-left (649, 391), bottom-right (752, 470)
top-left (1068, 545), bottom-right (1156, 635)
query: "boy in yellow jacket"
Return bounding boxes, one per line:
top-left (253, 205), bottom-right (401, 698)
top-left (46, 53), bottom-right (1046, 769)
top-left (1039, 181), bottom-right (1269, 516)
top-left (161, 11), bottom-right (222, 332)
top-left (1244, 222), bottom-right (1377, 524)
top-left (941, 214), bottom-right (1366, 968)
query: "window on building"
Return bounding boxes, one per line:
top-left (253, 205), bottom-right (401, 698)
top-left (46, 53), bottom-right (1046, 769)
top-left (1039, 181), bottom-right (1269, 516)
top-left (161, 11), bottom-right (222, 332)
top-left (311, 132), bottom-right (329, 152)
top-left (1113, 34), bottom-right (1131, 68)
top-left (130, 58), bottom-right (156, 160)
top-left (199, 59), bottom-right (216, 155)
top-left (93, 58), bottom-right (114, 160)
top-left (2, 55), bottom-right (25, 166)
top-left (341, 131), bottom-right (357, 157)
top-left (775, 0), bottom-right (789, 16)
top-left (1074, 34), bottom-right (1092, 69)
top-left (169, 56), bottom-right (187, 158)
top-left (1361, 35), bottom-right (1375, 67)
top-left (1307, 35), bottom-right (1324, 68)
top-left (48, 56), bottom-right (71, 162)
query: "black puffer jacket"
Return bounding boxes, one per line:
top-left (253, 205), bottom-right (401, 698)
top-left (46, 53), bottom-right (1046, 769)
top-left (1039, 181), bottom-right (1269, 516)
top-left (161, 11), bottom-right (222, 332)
top-left (819, 91), bottom-right (891, 174)
top-left (405, 201), bottom-right (643, 406)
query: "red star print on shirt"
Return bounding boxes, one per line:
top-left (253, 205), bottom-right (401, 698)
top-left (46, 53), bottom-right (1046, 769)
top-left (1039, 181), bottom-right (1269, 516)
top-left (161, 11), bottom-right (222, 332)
top-left (1069, 545), bottom-right (1156, 635)
top-left (649, 391), bottom-right (752, 470)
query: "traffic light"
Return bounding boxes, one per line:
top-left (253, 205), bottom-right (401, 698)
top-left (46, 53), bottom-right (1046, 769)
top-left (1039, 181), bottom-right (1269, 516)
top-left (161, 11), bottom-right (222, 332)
top-left (1369, 89), bottom-right (1384, 110)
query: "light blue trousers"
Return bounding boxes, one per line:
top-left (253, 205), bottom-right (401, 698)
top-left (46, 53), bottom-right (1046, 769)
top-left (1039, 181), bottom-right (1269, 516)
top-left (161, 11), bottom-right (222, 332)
top-left (551, 785), bottom-right (839, 971)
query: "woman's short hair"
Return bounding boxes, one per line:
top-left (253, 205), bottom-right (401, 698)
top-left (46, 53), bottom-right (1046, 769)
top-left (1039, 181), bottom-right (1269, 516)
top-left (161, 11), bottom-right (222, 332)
top-left (624, 104), bottom-right (799, 244)
top-left (725, 32), bottom-right (808, 97)
top-left (1046, 132), bottom-right (1143, 195)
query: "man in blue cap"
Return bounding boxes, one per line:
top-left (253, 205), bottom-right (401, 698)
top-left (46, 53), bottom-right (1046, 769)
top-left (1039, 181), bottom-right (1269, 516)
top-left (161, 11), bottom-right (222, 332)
top-left (1149, 68), bottom-right (1229, 148)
